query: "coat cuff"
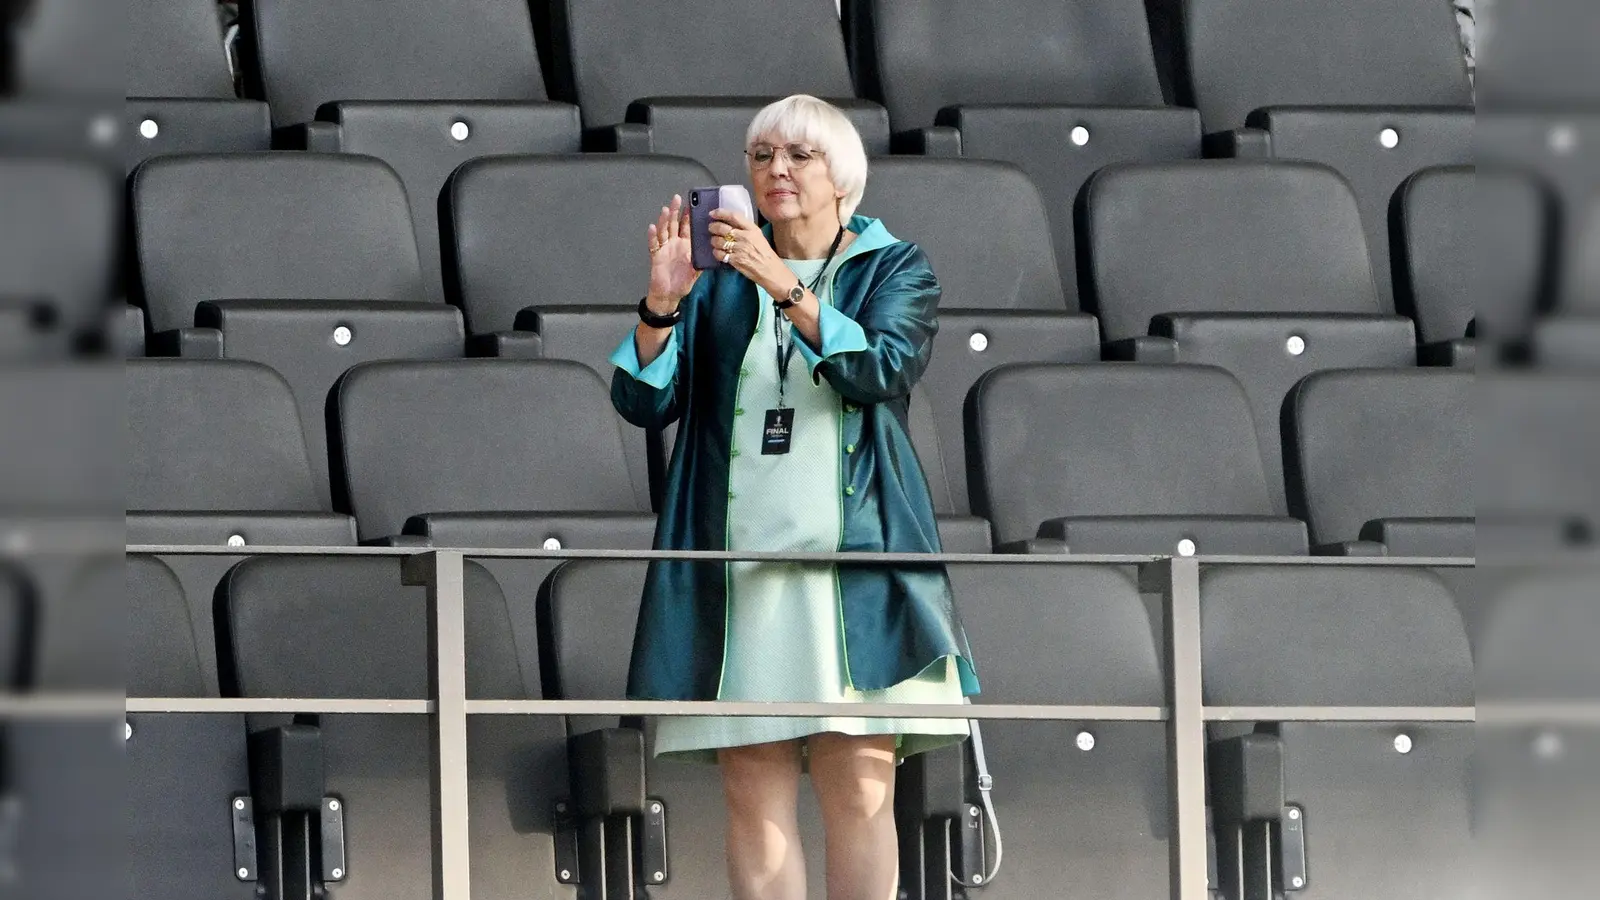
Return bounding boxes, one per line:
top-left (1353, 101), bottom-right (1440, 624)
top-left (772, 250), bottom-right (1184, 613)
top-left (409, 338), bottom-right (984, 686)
top-left (609, 326), bottom-right (679, 390)
top-left (795, 303), bottom-right (870, 375)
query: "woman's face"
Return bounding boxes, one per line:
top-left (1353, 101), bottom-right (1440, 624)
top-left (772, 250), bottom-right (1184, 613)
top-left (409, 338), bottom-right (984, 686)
top-left (748, 133), bottom-right (844, 226)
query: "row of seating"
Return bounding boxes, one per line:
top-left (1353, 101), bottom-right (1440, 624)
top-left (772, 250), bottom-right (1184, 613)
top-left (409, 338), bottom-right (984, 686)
top-left (114, 0), bottom-right (1474, 312)
top-left (121, 551), bottom-right (1481, 899)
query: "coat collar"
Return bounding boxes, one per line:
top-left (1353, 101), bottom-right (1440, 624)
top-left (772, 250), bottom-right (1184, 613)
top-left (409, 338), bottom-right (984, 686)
top-left (760, 215), bottom-right (901, 264)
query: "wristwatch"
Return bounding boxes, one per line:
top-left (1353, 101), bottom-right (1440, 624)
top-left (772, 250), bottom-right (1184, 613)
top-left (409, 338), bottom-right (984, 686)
top-left (774, 282), bottom-right (804, 310)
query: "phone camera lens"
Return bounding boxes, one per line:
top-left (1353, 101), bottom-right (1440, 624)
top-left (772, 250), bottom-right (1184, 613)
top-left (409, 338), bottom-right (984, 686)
top-left (690, 193), bottom-right (700, 207)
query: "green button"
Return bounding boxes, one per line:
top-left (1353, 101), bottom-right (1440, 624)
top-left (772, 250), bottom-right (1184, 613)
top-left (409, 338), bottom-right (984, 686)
top-left (730, 448), bottom-right (740, 458)
top-left (734, 408), bottom-right (745, 416)
top-left (844, 486), bottom-right (855, 496)
top-left (729, 491), bottom-right (737, 500)
top-left (740, 368), bottom-right (750, 377)
top-left (845, 444), bottom-right (855, 453)
top-left (843, 403), bottom-right (857, 413)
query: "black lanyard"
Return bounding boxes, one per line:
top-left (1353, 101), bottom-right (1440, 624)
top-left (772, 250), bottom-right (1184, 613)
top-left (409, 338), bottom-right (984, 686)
top-left (774, 226), bottom-right (846, 408)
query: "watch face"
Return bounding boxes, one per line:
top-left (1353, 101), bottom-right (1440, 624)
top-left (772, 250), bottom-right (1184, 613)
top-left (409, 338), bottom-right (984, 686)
top-left (788, 285), bottom-right (805, 303)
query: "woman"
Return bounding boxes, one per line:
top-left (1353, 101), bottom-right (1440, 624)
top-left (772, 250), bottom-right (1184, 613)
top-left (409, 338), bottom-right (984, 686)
top-left (609, 95), bottom-right (980, 900)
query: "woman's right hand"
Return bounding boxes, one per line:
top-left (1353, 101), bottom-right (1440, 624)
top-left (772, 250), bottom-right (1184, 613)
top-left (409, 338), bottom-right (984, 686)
top-left (645, 194), bottom-right (701, 314)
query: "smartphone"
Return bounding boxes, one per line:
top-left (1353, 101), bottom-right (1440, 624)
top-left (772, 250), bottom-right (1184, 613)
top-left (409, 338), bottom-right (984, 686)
top-left (688, 185), bottom-right (755, 271)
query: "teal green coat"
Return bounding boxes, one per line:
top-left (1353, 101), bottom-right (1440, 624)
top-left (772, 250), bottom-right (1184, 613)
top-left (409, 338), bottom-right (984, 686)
top-left (610, 216), bottom-right (980, 702)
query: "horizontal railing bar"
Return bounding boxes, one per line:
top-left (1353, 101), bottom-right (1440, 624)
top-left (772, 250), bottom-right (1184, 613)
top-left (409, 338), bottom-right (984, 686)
top-left (0, 693), bottom-right (124, 717)
top-left (465, 700), bottom-right (1168, 720)
top-left (125, 545), bottom-right (1476, 567)
top-left (1205, 705), bottom-right (1476, 722)
top-left (1477, 702), bottom-right (1600, 726)
top-left (125, 698), bottom-right (434, 714)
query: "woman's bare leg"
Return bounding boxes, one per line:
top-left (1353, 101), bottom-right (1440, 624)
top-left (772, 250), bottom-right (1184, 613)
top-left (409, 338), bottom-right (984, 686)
top-left (808, 733), bottom-right (899, 900)
top-left (719, 739), bottom-right (806, 900)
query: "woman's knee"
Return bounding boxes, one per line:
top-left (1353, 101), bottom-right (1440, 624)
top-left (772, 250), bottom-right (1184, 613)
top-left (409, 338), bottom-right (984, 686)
top-left (720, 740), bottom-right (802, 820)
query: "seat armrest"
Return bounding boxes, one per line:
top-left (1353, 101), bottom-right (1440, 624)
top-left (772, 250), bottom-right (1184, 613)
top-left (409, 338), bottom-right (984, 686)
top-left (469, 330), bottom-right (542, 358)
top-left (273, 121), bottom-right (340, 152)
top-left (1419, 338), bottom-right (1476, 368)
top-left (1207, 733), bottom-right (1283, 827)
top-left (364, 534), bottom-right (435, 548)
top-left (1357, 517), bottom-right (1474, 558)
top-left (248, 724), bottom-right (325, 814)
top-left (567, 727), bottom-right (646, 818)
top-left (1105, 335), bottom-right (1179, 362)
top-left (1204, 126), bottom-right (1270, 159)
top-left (893, 125), bottom-right (961, 157)
top-left (588, 122), bottom-right (652, 153)
top-left (149, 326), bottom-right (223, 358)
top-left (898, 743), bottom-right (967, 819)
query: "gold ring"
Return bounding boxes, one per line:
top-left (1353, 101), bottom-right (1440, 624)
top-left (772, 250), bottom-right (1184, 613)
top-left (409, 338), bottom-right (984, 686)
top-left (723, 237), bottom-right (737, 252)
top-left (722, 251), bottom-right (732, 264)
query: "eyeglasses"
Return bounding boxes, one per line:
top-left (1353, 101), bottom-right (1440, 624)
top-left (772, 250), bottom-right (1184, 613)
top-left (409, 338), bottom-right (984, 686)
top-left (745, 143), bottom-right (825, 170)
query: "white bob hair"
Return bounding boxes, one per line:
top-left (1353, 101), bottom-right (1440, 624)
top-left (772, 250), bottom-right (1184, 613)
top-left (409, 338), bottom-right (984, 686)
top-left (744, 94), bottom-right (869, 221)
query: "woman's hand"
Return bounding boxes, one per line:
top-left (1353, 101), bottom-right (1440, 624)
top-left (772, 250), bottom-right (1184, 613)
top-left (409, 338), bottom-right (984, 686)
top-left (646, 194), bottom-right (700, 313)
top-left (708, 208), bottom-right (791, 298)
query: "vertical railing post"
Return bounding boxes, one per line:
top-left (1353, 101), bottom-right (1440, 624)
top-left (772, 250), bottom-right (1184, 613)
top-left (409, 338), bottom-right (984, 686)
top-left (404, 550), bottom-right (471, 900)
top-left (1146, 556), bottom-right (1209, 900)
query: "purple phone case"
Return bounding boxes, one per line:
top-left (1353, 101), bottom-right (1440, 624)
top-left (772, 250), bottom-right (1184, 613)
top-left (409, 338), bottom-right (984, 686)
top-left (689, 185), bottom-right (754, 271)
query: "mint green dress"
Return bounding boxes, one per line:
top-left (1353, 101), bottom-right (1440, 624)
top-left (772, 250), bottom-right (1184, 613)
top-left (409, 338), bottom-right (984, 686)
top-left (653, 256), bottom-right (969, 765)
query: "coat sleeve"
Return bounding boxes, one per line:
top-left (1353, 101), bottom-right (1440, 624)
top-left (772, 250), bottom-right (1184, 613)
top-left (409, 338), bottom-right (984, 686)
top-left (794, 245), bottom-right (941, 405)
top-left (609, 277), bottom-right (706, 429)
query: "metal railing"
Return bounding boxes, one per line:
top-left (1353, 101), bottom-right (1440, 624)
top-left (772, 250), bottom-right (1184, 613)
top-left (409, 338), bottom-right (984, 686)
top-left (108, 545), bottom-right (1480, 900)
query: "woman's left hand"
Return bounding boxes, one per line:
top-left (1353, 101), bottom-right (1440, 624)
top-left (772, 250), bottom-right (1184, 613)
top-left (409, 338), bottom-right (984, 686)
top-left (708, 208), bottom-right (790, 295)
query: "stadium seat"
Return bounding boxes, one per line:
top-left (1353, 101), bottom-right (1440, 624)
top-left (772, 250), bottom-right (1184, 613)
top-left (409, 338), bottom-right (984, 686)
top-left (906, 385), bottom-right (993, 552)
top-left (1397, 166), bottom-right (1527, 361)
top-left (0, 156), bottom-right (117, 354)
top-left (219, 556), bottom-right (566, 900)
top-left (846, 0), bottom-right (1202, 305)
top-left (332, 359), bottom-right (656, 674)
top-left (126, 0), bottom-right (271, 171)
top-left (1286, 368), bottom-right (1473, 556)
top-left (1082, 160), bottom-right (1416, 512)
top-left (1480, 373), bottom-right (1600, 548)
top-left (442, 154), bottom-right (717, 344)
top-left (967, 364), bottom-right (1308, 555)
top-left (1181, 0), bottom-right (1474, 309)
top-left (239, 0), bottom-right (583, 300)
top-left (547, 0), bottom-right (887, 183)
top-left (898, 562), bottom-right (1168, 898)
top-left (1181, 0), bottom-right (1473, 133)
top-left (859, 159), bottom-right (1101, 516)
top-left (126, 555), bottom-right (256, 899)
top-left (132, 153), bottom-right (465, 498)
top-left (127, 359), bottom-right (359, 689)
top-left (1201, 565), bottom-right (1473, 899)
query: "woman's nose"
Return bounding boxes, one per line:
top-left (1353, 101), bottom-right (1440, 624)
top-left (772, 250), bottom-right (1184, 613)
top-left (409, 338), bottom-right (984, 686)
top-left (768, 154), bottom-right (791, 177)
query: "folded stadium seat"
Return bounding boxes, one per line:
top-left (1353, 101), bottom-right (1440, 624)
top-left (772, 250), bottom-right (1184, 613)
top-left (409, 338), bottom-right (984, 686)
top-left (546, 0), bottom-right (888, 184)
top-left (858, 158), bottom-right (1101, 519)
top-left (1286, 368), bottom-right (1473, 557)
top-left (897, 562), bottom-right (1168, 899)
top-left (1201, 565), bottom-right (1474, 899)
top-left (1479, 372), bottom-right (1600, 550)
top-left (0, 156), bottom-right (118, 356)
top-left (331, 359), bottom-right (657, 684)
top-left (846, 0), bottom-right (1202, 307)
top-left (126, 0), bottom-right (271, 171)
top-left (127, 359), bottom-right (359, 693)
top-left (238, 0), bottom-right (583, 301)
top-left (1477, 114), bottom-right (1600, 315)
top-left (967, 363), bottom-right (1309, 556)
top-left (125, 555), bottom-right (257, 900)
top-left (540, 559), bottom-right (829, 897)
top-left (907, 385), bottom-right (993, 553)
top-left (131, 152), bottom-right (466, 500)
top-left (1082, 160), bottom-right (1417, 513)
top-left (1397, 166), bottom-right (1545, 365)
top-left (1532, 192), bottom-right (1600, 367)
top-left (1180, 0), bottom-right (1474, 310)
top-left (218, 556), bottom-right (569, 900)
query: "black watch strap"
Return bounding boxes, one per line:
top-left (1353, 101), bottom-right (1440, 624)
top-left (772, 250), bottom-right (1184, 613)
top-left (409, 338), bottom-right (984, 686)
top-left (637, 296), bottom-right (682, 328)
top-left (773, 282), bottom-right (804, 310)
